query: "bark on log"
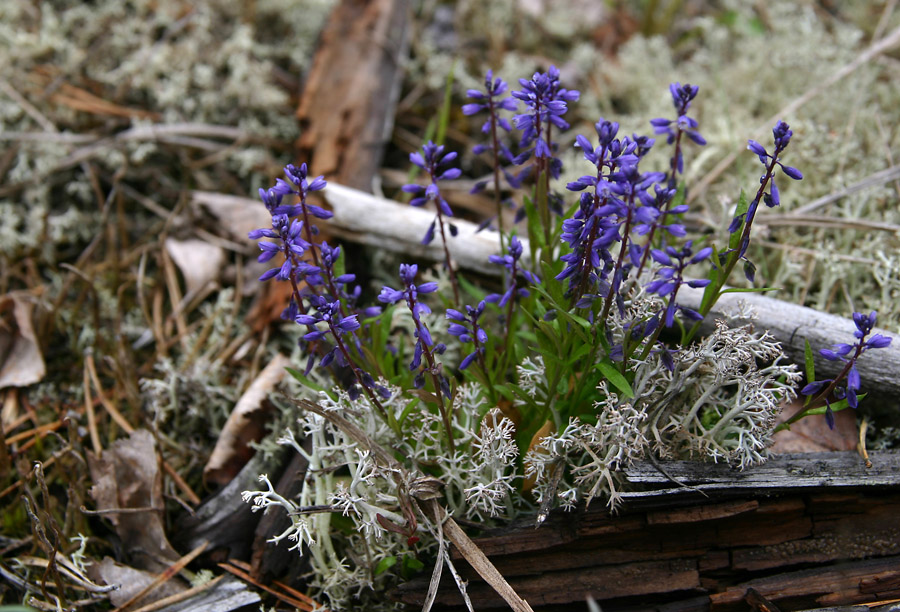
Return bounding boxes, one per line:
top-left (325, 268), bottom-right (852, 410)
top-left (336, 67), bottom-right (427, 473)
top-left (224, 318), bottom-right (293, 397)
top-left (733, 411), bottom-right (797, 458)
top-left (295, 0), bottom-right (410, 191)
top-left (395, 451), bottom-right (900, 611)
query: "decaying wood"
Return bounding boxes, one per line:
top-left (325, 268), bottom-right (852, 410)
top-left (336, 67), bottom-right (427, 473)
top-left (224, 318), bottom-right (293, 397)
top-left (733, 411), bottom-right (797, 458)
top-left (295, 0), bottom-right (410, 191)
top-left (175, 452), bottom-right (273, 561)
top-left (396, 451), bottom-right (900, 611)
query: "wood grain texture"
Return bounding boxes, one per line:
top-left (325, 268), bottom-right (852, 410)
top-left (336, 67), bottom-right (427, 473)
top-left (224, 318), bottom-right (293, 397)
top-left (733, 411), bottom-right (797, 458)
top-left (395, 452), bottom-right (900, 611)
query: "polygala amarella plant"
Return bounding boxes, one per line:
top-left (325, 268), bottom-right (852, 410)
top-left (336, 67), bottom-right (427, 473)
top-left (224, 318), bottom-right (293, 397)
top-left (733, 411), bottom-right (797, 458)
top-left (240, 70), bottom-right (890, 608)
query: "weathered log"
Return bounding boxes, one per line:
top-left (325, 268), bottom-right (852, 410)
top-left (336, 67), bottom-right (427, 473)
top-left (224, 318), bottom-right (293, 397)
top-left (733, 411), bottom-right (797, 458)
top-left (319, 182), bottom-right (900, 403)
top-left (394, 451), bottom-right (900, 611)
top-left (195, 181), bottom-right (900, 402)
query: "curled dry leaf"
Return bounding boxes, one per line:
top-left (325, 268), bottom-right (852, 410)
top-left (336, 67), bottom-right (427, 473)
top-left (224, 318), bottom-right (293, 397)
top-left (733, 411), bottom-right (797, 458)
top-left (0, 291), bottom-right (46, 389)
top-left (204, 354), bottom-right (290, 486)
top-left (87, 429), bottom-right (180, 572)
top-left (165, 237), bottom-right (226, 295)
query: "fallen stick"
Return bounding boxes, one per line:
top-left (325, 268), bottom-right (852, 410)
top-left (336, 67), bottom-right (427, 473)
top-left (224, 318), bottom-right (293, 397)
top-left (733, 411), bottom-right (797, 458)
top-left (318, 183), bottom-right (900, 399)
top-left (194, 182), bottom-right (900, 398)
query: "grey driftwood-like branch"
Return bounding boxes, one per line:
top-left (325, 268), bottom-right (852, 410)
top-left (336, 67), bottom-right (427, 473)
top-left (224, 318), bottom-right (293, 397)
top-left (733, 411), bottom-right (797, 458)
top-left (193, 181), bottom-right (900, 398)
top-left (318, 182), bottom-right (900, 399)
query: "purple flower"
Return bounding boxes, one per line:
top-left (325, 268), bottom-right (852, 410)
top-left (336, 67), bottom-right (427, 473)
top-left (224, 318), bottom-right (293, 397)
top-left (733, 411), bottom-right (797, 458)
top-left (510, 65), bottom-right (580, 174)
top-left (645, 241), bottom-right (712, 327)
top-left (402, 141), bottom-right (460, 251)
top-left (649, 83), bottom-right (705, 183)
top-left (378, 264), bottom-right (442, 371)
top-left (276, 163), bottom-right (331, 220)
top-left (446, 301), bottom-right (488, 370)
top-left (801, 310), bottom-right (892, 427)
top-left (464, 70), bottom-right (517, 132)
top-left (559, 122), bottom-right (658, 305)
top-left (731, 120), bottom-right (803, 259)
top-left (487, 235), bottom-right (538, 307)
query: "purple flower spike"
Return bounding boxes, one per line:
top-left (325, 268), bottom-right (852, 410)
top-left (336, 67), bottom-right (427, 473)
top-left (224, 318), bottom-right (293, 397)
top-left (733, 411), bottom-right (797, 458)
top-left (802, 310), bottom-right (893, 426)
top-left (446, 301), bottom-right (488, 370)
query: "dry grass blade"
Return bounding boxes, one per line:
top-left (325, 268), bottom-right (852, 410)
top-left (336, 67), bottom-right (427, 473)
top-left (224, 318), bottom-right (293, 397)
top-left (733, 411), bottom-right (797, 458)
top-left (128, 575), bottom-right (224, 612)
top-left (225, 559), bottom-right (322, 609)
top-left (759, 214), bottom-right (900, 234)
top-left (791, 163), bottom-right (900, 215)
top-left (427, 499), bottom-right (534, 612)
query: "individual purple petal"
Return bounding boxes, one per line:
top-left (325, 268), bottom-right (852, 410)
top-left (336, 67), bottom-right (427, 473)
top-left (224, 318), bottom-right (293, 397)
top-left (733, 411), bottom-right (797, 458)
top-left (819, 348), bottom-right (843, 361)
top-left (781, 165), bottom-right (803, 180)
top-left (866, 334), bottom-right (892, 349)
top-left (747, 140), bottom-right (767, 156)
top-left (847, 366), bottom-right (861, 391)
top-left (800, 380), bottom-right (828, 395)
top-left (459, 351), bottom-right (478, 370)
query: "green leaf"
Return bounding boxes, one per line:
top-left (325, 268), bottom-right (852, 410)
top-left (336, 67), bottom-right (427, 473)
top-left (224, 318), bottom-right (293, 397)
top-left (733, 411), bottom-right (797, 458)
top-left (374, 556), bottom-right (398, 576)
top-left (403, 555), bottom-right (426, 572)
top-left (435, 61), bottom-right (456, 146)
top-left (804, 339), bottom-right (816, 383)
top-left (523, 194), bottom-right (544, 250)
top-left (803, 394), bottom-right (866, 416)
top-left (285, 367), bottom-right (328, 395)
top-left (594, 358), bottom-right (634, 399)
top-left (493, 384), bottom-right (515, 402)
top-left (728, 189), bottom-right (750, 250)
top-left (333, 245), bottom-right (346, 279)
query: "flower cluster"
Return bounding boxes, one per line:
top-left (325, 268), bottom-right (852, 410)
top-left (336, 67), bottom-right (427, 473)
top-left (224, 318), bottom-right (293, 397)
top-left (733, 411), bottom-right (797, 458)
top-left (730, 120), bottom-right (804, 258)
top-left (650, 82), bottom-right (706, 182)
top-left (241, 69), bottom-right (893, 612)
top-left (464, 70), bottom-right (517, 152)
top-left (646, 241), bottom-right (712, 327)
top-left (512, 65), bottom-right (580, 173)
top-left (801, 311), bottom-right (892, 428)
top-left (402, 141), bottom-right (461, 245)
top-left (446, 301), bottom-right (488, 371)
top-left (486, 235), bottom-right (537, 306)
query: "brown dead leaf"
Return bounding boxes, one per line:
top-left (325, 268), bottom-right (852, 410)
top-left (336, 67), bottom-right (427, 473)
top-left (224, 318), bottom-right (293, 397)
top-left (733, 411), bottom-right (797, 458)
top-left (164, 238), bottom-right (226, 295)
top-left (522, 420), bottom-right (554, 493)
top-left (204, 354), bottom-right (290, 486)
top-left (770, 399), bottom-right (858, 453)
top-left (0, 291), bottom-right (46, 388)
top-left (89, 557), bottom-right (186, 608)
top-left (87, 429), bottom-right (180, 572)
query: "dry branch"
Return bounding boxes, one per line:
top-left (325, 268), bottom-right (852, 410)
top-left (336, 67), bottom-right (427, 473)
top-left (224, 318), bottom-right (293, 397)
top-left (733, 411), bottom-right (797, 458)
top-left (316, 182), bottom-right (900, 398)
